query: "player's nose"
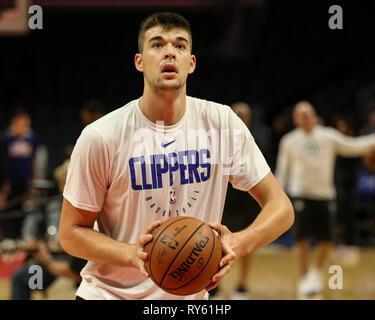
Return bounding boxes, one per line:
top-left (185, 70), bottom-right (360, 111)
top-left (164, 43), bottom-right (176, 60)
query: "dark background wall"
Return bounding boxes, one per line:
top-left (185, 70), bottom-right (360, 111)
top-left (1, 0), bottom-right (375, 175)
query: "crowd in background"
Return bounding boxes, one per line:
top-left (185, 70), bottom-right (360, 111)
top-left (0, 100), bottom-right (106, 299)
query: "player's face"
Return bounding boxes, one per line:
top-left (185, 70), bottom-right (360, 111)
top-left (135, 26), bottom-right (196, 92)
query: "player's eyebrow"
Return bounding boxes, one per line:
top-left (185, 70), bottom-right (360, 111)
top-left (149, 35), bottom-right (189, 44)
top-left (149, 35), bottom-right (164, 43)
top-left (176, 36), bottom-right (189, 44)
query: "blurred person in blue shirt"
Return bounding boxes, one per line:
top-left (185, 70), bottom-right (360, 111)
top-left (0, 108), bottom-right (40, 239)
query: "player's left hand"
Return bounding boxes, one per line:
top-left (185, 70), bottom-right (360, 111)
top-left (136, 220), bottom-right (161, 277)
top-left (205, 222), bottom-right (238, 291)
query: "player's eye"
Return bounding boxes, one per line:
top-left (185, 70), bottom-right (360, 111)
top-left (176, 43), bottom-right (186, 50)
top-left (152, 42), bottom-right (163, 49)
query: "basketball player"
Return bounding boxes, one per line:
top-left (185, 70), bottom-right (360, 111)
top-left (59, 12), bottom-right (294, 300)
top-left (276, 101), bottom-right (375, 298)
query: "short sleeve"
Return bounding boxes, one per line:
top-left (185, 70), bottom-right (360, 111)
top-left (63, 126), bottom-right (110, 212)
top-left (228, 111), bottom-right (271, 191)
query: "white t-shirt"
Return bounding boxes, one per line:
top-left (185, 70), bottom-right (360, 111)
top-left (276, 126), bottom-right (375, 200)
top-left (63, 96), bottom-right (270, 300)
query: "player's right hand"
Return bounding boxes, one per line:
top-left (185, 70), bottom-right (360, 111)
top-left (136, 220), bottom-right (161, 277)
top-left (206, 222), bottom-right (238, 291)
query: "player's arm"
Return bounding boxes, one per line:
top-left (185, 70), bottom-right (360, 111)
top-left (59, 198), bottom-right (160, 277)
top-left (243, 172), bottom-right (294, 253)
top-left (214, 172), bottom-right (294, 256)
top-left (208, 172), bottom-right (294, 289)
top-left (59, 198), bottom-right (138, 268)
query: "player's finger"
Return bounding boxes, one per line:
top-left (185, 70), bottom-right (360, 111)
top-left (145, 220), bottom-right (161, 234)
top-left (207, 222), bottom-right (222, 234)
top-left (219, 239), bottom-right (236, 267)
top-left (138, 234), bottom-right (153, 247)
top-left (137, 247), bottom-right (148, 260)
top-left (206, 281), bottom-right (219, 292)
top-left (212, 263), bottom-right (232, 283)
top-left (136, 245), bottom-right (149, 277)
top-left (208, 222), bottom-right (232, 241)
top-left (220, 251), bottom-right (236, 268)
top-left (137, 258), bottom-right (149, 278)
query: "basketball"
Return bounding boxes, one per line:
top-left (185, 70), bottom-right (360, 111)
top-left (144, 216), bottom-right (222, 296)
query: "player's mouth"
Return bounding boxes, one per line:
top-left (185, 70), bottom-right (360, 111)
top-left (161, 64), bottom-right (178, 77)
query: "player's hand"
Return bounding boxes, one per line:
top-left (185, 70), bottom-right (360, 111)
top-left (136, 220), bottom-right (161, 277)
top-left (206, 222), bottom-right (238, 291)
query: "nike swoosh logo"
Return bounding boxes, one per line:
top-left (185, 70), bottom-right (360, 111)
top-left (161, 140), bottom-right (176, 148)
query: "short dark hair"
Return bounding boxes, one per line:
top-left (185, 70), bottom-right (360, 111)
top-left (138, 12), bottom-right (192, 53)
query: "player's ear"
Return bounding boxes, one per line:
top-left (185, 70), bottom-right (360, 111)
top-left (134, 53), bottom-right (144, 72)
top-left (188, 54), bottom-right (196, 74)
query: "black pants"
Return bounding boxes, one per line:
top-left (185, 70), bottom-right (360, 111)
top-left (291, 198), bottom-right (335, 241)
top-left (76, 296), bottom-right (85, 300)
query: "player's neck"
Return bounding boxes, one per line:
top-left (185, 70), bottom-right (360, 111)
top-left (139, 88), bottom-right (187, 126)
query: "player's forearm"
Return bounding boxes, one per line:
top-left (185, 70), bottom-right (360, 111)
top-left (232, 196), bottom-right (294, 257)
top-left (60, 226), bottom-right (137, 268)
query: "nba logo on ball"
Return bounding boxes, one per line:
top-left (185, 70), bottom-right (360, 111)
top-left (170, 190), bottom-right (176, 204)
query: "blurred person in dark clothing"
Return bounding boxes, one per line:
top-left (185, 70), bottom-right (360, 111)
top-left (0, 108), bottom-right (40, 239)
top-left (11, 239), bottom-right (86, 300)
top-left (355, 110), bottom-right (375, 246)
top-left (11, 147), bottom-right (88, 300)
top-left (333, 116), bottom-right (361, 265)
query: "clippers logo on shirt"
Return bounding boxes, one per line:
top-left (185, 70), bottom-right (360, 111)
top-left (129, 148), bottom-right (211, 217)
top-left (128, 149), bottom-right (211, 190)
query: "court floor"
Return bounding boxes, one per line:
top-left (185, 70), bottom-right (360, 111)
top-left (0, 244), bottom-right (374, 300)
top-left (216, 244), bottom-right (375, 300)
